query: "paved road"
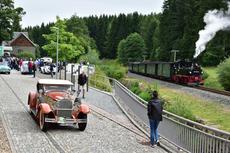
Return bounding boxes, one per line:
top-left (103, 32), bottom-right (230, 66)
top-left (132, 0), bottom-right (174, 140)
top-left (0, 70), bottom-right (167, 153)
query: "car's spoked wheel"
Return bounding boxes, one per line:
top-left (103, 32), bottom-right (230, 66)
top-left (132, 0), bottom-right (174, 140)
top-left (39, 111), bottom-right (48, 132)
top-left (78, 113), bottom-right (87, 131)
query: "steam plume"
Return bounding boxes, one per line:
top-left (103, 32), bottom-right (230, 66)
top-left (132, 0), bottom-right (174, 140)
top-left (194, 3), bottom-right (230, 58)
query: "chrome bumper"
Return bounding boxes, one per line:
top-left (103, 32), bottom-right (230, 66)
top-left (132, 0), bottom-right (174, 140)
top-left (45, 117), bottom-right (87, 124)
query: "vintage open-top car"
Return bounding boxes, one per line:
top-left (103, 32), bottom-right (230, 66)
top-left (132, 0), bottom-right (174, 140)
top-left (28, 79), bottom-right (90, 132)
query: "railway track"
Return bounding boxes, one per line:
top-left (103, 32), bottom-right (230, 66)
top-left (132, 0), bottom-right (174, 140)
top-left (195, 86), bottom-right (230, 97)
top-left (129, 72), bottom-right (230, 97)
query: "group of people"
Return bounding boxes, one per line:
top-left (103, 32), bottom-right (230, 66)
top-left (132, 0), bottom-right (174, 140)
top-left (2, 57), bottom-right (37, 77)
top-left (3, 57), bottom-right (21, 70)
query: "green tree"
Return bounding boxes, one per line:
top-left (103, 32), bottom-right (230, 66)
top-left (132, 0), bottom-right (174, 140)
top-left (217, 57), bottom-right (230, 91)
top-left (140, 14), bottom-right (160, 60)
top-left (78, 48), bottom-right (100, 64)
top-left (0, 0), bottom-right (25, 43)
top-left (66, 15), bottom-right (89, 38)
top-left (25, 23), bottom-right (54, 57)
top-left (42, 17), bottom-right (86, 62)
top-left (117, 39), bottom-right (127, 64)
top-left (125, 33), bottom-right (146, 62)
top-left (118, 33), bottom-right (146, 64)
top-left (158, 0), bottom-right (228, 63)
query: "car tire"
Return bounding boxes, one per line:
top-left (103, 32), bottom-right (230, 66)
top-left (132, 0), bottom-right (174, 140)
top-left (39, 111), bottom-right (48, 132)
top-left (78, 113), bottom-right (87, 131)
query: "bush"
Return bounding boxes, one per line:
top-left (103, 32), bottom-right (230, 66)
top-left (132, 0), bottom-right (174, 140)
top-left (18, 51), bottom-right (35, 60)
top-left (138, 91), bottom-right (152, 101)
top-left (130, 82), bottom-right (141, 95)
top-left (99, 60), bottom-right (126, 80)
top-left (217, 58), bottom-right (230, 91)
top-left (89, 66), bottom-right (112, 92)
top-left (164, 97), bottom-right (196, 121)
top-left (202, 69), bottom-right (209, 80)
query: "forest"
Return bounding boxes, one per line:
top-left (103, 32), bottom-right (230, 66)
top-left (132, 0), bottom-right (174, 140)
top-left (1, 0), bottom-right (230, 66)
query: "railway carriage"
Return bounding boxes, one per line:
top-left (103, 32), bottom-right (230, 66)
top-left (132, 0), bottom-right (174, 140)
top-left (129, 60), bottom-right (204, 85)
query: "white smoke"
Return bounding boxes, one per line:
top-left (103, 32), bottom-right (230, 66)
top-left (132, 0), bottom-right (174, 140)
top-left (194, 3), bottom-right (230, 58)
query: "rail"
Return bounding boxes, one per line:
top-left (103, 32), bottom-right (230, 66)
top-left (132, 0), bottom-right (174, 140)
top-left (195, 86), bottom-right (230, 97)
top-left (89, 74), bottom-right (230, 153)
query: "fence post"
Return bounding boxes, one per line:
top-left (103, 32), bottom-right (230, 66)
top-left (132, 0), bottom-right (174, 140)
top-left (59, 68), bottom-right (61, 79)
top-left (87, 64), bottom-right (89, 92)
top-left (64, 64), bottom-right (66, 80)
top-left (77, 65), bottom-right (80, 91)
top-left (71, 65), bottom-right (74, 89)
top-left (95, 74), bottom-right (96, 88)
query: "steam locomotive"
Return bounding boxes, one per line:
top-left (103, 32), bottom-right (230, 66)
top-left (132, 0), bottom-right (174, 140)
top-left (128, 60), bottom-right (204, 86)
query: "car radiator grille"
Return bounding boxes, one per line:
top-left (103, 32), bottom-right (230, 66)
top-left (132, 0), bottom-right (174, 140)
top-left (56, 109), bottom-right (72, 118)
top-left (54, 99), bottom-right (73, 118)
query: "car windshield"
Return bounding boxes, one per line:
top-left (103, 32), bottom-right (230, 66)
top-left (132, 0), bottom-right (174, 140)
top-left (44, 85), bottom-right (71, 92)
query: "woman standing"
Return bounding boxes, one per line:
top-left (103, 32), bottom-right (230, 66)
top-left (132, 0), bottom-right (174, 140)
top-left (147, 91), bottom-right (163, 147)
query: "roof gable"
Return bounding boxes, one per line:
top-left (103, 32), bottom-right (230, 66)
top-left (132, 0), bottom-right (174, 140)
top-left (10, 33), bottom-right (36, 47)
top-left (13, 32), bottom-right (29, 39)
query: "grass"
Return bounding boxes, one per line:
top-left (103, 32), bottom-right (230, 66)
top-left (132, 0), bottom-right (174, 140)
top-left (203, 67), bottom-right (224, 90)
top-left (159, 87), bottom-right (230, 132)
top-left (89, 65), bottom-right (112, 92)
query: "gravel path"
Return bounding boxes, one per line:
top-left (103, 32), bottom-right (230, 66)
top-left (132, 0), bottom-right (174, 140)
top-left (128, 72), bottom-right (230, 105)
top-left (0, 118), bottom-right (11, 153)
top-left (0, 70), bottom-right (167, 153)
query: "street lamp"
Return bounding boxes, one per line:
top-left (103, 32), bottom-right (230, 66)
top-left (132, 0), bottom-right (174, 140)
top-left (53, 27), bottom-right (59, 79)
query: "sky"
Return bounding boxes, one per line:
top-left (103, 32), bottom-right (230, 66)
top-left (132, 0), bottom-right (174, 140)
top-left (14, 0), bottom-right (164, 28)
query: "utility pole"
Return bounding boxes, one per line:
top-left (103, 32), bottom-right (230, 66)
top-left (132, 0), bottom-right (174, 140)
top-left (53, 27), bottom-right (59, 79)
top-left (171, 50), bottom-right (179, 62)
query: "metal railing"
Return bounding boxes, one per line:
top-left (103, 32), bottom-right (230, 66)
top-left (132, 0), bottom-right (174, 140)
top-left (89, 74), bottom-right (230, 153)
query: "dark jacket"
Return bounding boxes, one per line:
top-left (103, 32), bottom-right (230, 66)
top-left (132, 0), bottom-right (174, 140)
top-left (147, 98), bottom-right (163, 121)
top-left (32, 63), bottom-right (36, 71)
top-left (78, 73), bottom-right (87, 85)
top-left (50, 64), bottom-right (54, 71)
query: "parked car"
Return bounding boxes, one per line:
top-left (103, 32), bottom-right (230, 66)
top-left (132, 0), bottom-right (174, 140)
top-left (40, 64), bottom-right (57, 74)
top-left (0, 62), bottom-right (11, 74)
top-left (28, 79), bottom-right (90, 132)
top-left (40, 57), bottom-right (52, 63)
top-left (20, 61), bottom-right (29, 74)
